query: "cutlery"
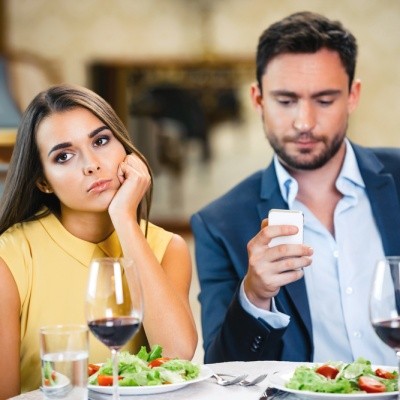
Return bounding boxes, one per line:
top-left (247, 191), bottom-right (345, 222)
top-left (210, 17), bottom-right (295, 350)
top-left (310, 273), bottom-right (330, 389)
top-left (212, 372), bottom-right (267, 386)
top-left (211, 373), bottom-right (249, 386)
top-left (239, 373), bottom-right (268, 386)
top-left (259, 386), bottom-right (289, 399)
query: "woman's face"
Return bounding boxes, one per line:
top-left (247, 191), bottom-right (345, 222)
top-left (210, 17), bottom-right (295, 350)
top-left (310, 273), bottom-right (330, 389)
top-left (36, 107), bottom-right (127, 214)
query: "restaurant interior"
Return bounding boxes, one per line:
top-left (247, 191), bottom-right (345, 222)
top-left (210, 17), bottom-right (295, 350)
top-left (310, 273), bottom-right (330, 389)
top-left (1, 0), bottom-right (400, 364)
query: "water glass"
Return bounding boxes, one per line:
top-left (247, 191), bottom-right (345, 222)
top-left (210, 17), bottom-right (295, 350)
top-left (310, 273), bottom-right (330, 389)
top-left (40, 324), bottom-right (89, 400)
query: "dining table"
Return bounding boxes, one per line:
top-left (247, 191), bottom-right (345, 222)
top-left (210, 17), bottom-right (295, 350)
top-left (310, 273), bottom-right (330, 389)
top-left (9, 360), bottom-right (304, 400)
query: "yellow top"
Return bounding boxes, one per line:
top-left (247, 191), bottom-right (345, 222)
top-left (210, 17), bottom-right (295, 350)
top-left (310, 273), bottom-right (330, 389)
top-left (0, 212), bottom-right (173, 393)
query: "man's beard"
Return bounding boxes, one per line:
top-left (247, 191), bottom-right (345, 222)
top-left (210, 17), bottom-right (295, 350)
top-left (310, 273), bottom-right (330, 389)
top-left (266, 130), bottom-right (346, 170)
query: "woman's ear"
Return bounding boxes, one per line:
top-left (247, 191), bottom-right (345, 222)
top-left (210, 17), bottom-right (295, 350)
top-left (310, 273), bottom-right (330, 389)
top-left (36, 178), bottom-right (53, 194)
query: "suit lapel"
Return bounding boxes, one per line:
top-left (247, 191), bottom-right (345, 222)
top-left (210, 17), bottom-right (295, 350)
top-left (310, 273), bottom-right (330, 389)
top-left (354, 144), bottom-right (400, 255)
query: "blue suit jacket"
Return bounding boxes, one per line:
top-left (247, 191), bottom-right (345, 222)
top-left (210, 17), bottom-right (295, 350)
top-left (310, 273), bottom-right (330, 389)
top-left (190, 144), bottom-right (400, 363)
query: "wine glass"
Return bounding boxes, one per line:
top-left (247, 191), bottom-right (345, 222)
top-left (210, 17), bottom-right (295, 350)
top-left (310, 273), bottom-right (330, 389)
top-left (370, 256), bottom-right (400, 397)
top-left (86, 257), bottom-right (143, 400)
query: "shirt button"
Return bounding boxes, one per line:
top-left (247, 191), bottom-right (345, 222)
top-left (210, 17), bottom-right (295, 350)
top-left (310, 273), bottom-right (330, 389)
top-left (353, 331), bottom-right (362, 338)
top-left (345, 287), bottom-right (353, 295)
top-left (333, 250), bottom-right (339, 258)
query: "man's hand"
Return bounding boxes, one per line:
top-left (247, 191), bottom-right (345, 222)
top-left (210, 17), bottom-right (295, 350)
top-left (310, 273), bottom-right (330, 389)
top-left (243, 218), bottom-right (313, 309)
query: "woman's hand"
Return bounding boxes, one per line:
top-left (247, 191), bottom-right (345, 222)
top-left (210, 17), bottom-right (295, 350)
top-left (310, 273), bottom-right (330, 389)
top-left (108, 154), bottom-right (151, 221)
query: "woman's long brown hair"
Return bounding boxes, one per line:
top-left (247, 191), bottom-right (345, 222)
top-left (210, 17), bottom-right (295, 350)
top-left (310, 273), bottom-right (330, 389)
top-left (0, 83), bottom-right (153, 235)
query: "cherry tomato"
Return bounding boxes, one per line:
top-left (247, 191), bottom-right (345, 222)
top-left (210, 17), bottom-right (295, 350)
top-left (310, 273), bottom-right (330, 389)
top-left (358, 376), bottom-right (386, 393)
top-left (375, 368), bottom-right (396, 380)
top-left (97, 375), bottom-right (122, 386)
top-left (315, 364), bottom-right (340, 379)
top-left (148, 357), bottom-right (171, 368)
top-left (88, 363), bottom-right (101, 377)
top-left (44, 371), bottom-right (57, 386)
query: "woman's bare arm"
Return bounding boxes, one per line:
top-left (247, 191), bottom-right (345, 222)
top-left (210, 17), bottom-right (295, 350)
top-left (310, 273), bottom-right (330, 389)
top-left (0, 258), bottom-right (21, 398)
top-left (108, 154), bottom-right (197, 359)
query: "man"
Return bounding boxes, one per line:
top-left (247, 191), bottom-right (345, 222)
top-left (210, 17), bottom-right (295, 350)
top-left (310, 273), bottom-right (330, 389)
top-left (190, 11), bottom-right (400, 365)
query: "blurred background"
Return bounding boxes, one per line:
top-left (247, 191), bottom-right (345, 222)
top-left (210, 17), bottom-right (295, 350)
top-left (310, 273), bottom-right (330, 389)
top-left (1, 0), bottom-right (400, 362)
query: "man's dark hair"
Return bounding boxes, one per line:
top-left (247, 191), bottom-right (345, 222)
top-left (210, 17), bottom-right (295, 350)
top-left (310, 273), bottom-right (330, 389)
top-left (256, 11), bottom-right (358, 90)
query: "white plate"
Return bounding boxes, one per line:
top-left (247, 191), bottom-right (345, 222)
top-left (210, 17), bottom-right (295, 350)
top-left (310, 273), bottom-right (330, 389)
top-left (268, 365), bottom-right (399, 400)
top-left (88, 364), bottom-right (213, 396)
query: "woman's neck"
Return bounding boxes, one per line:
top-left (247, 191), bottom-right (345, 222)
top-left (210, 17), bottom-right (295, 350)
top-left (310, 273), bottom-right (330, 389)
top-left (58, 208), bottom-right (114, 243)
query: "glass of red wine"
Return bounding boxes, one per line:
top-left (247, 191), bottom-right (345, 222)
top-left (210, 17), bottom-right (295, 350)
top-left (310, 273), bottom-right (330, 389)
top-left (86, 257), bottom-right (143, 400)
top-left (370, 256), bottom-right (400, 397)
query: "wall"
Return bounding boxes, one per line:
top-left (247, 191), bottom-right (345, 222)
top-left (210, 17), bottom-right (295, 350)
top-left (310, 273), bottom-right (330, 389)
top-left (5, 0), bottom-right (400, 148)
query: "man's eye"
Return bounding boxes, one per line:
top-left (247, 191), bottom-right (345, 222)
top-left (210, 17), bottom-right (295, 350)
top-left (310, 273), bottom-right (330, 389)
top-left (277, 98), bottom-right (296, 106)
top-left (318, 99), bottom-right (334, 106)
top-left (94, 136), bottom-right (109, 146)
top-left (55, 152), bottom-right (73, 163)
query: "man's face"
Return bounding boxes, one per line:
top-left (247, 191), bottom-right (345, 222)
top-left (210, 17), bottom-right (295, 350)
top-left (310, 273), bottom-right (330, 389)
top-left (251, 48), bottom-right (360, 171)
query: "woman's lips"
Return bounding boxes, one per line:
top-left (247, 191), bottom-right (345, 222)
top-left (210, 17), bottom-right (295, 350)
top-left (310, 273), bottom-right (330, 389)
top-left (87, 179), bottom-right (112, 193)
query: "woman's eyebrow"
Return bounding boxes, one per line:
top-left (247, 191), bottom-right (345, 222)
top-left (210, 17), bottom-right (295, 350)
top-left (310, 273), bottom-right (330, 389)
top-left (47, 126), bottom-right (109, 157)
top-left (88, 125), bottom-right (109, 139)
top-left (47, 142), bottom-right (72, 157)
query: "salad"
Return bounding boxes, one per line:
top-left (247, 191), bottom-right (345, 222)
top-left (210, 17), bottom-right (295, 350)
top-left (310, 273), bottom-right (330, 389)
top-left (286, 357), bottom-right (398, 394)
top-left (88, 345), bottom-right (200, 387)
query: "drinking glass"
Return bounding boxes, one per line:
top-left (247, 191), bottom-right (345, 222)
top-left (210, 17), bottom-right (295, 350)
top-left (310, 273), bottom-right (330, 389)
top-left (370, 256), bottom-right (400, 397)
top-left (86, 258), bottom-right (143, 400)
top-left (40, 324), bottom-right (89, 400)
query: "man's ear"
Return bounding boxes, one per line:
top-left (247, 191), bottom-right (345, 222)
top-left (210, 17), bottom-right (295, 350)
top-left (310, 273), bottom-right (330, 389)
top-left (348, 78), bottom-right (361, 114)
top-left (36, 178), bottom-right (53, 194)
top-left (250, 82), bottom-right (264, 116)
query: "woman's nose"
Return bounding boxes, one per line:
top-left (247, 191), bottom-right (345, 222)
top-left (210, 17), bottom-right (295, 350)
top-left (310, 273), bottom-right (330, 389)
top-left (83, 164), bottom-right (100, 175)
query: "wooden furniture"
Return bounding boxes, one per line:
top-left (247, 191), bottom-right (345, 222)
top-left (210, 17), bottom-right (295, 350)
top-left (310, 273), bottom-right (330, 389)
top-left (89, 57), bottom-right (255, 127)
top-left (0, 128), bottom-right (16, 162)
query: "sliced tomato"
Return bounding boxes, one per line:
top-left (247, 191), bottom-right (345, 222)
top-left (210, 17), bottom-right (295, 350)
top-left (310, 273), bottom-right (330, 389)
top-left (315, 364), bottom-right (339, 379)
top-left (88, 363), bottom-right (101, 377)
top-left (358, 376), bottom-right (386, 393)
top-left (148, 357), bottom-right (171, 368)
top-left (97, 375), bottom-right (123, 386)
top-left (375, 368), bottom-right (396, 380)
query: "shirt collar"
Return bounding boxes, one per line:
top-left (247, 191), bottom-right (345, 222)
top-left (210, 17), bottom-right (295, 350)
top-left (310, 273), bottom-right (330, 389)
top-left (274, 139), bottom-right (365, 208)
top-left (39, 212), bottom-right (122, 267)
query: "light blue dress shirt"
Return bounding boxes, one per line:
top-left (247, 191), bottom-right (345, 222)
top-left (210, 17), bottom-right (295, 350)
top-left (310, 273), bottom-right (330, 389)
top-left (240, 140), bottom-right (397, 365)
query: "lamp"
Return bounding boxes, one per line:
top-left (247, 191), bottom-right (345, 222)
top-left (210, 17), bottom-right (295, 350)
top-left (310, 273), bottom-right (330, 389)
top-left (0, 56), bottom-right (21, 128)
top-left (0, 56), bottom-right (20, 196)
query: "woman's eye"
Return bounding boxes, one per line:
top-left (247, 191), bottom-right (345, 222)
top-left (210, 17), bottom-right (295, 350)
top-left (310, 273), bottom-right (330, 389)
top-left (55, 152), bottom-right (73, 163)
top-left (94, 136), bottom-right (110, 147)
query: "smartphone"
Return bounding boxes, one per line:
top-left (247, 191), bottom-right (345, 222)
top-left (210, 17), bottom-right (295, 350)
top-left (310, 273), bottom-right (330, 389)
top-left (268, 209), bottom-right (304, 247)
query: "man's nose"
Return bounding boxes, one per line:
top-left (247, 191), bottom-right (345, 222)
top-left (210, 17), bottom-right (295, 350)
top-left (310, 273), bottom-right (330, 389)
top-left (293, 101), bottom-right (316, 132)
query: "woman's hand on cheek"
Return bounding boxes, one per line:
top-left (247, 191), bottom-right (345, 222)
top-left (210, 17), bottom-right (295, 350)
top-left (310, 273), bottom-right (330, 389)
top-left (108, 154), bottom-right (151, 219)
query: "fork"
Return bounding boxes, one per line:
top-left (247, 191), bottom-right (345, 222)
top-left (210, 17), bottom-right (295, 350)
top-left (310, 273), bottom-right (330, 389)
top-left (211, 373), bottom-right (249, 386)
top-left (239, 373), bottom-right (268, 386)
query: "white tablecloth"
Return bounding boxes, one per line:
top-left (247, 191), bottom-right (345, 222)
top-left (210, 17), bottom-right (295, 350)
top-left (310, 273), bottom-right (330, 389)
top-left (9, 361), bottom-right (304, 400)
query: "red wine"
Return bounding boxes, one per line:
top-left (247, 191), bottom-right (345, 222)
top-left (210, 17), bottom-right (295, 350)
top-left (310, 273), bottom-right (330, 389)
top-left (373, 318), bottom-right (400, 349)
top-left (88, 317), bottom-right (140, 349)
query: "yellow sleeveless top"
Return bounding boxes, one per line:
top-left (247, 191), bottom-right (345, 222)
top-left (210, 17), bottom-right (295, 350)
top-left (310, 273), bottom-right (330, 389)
top-left (0, 212), bottom-right (173, 393)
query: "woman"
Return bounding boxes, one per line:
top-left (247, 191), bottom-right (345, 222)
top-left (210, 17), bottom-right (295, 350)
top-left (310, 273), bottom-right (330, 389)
top-left (0, 84), bottom-right (197, 397)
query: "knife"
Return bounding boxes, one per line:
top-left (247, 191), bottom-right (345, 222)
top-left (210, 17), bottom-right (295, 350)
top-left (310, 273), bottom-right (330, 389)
top-left (259, 387), bottom-right (289, 399)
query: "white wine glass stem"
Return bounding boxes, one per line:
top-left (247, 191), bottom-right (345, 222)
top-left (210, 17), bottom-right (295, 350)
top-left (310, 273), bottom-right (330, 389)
top-left (112, 348), bottom-right (119, 400)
